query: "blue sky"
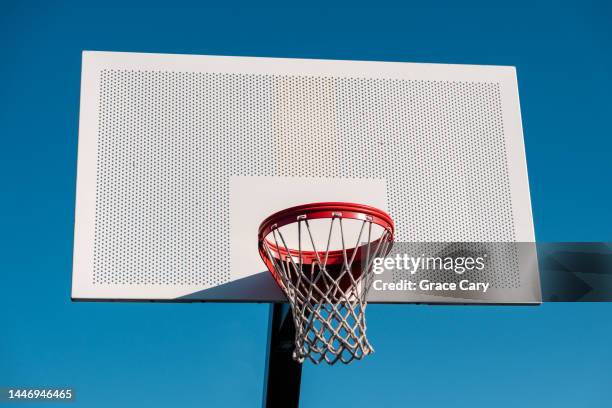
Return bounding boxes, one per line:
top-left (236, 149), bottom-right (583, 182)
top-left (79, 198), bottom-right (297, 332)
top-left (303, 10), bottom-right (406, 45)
top-left (1, 1), bottom-right (611, 407)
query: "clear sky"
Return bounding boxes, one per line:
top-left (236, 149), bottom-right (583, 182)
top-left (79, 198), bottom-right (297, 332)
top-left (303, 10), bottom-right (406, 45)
top-left (1, 1), bottom-right (611, 407)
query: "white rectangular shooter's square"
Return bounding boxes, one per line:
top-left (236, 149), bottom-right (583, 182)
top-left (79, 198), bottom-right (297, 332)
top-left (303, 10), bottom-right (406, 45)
top-left (230, 176), bottom-right (388, 286)
top-left (71, 51), bottom-right (539, 303)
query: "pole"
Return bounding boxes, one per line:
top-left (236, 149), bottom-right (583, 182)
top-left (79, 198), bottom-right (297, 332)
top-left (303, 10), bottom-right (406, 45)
top-left (262, 303), bottom-right (302, 408)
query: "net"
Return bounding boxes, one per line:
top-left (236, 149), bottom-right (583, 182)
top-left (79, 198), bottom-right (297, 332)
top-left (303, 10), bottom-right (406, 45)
top-left (258, 203), bottom-right (394, 364)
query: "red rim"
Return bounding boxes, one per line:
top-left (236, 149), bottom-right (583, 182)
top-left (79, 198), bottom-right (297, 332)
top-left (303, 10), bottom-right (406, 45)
top-left (258, 202), bottom-right (394, 267)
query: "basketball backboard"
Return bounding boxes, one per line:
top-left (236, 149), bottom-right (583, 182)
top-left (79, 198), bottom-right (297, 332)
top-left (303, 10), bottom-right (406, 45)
top-left (71, 51), bottom-right (540, 304)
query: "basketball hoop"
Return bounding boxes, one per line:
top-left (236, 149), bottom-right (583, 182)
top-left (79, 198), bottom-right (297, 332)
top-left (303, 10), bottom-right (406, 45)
top-left (258, 202), bottom-right (394, 364)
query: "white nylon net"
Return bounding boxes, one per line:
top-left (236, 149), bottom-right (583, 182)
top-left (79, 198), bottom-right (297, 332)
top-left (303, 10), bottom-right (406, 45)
top-left (261, 214), bottom-right (393, 364)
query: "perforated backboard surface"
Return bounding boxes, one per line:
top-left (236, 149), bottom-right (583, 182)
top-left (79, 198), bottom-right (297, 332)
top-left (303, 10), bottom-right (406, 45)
top-left (72, 51), bottom-right (540, 303)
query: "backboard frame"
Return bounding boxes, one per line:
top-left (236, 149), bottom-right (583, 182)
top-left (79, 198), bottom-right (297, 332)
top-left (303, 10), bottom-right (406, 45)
top-left (71, 51), bottom-right (539, 304)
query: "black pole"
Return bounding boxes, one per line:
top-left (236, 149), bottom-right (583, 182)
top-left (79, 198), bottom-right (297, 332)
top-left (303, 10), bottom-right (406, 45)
top-left (262, 303), bottom-right (303, 408)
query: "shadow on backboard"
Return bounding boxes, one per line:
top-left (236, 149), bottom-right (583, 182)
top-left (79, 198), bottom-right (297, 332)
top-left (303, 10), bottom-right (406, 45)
top-left (176, 271), bottom-right (287, 302)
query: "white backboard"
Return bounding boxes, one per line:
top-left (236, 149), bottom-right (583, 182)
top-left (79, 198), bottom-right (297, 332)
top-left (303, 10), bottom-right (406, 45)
top-left (71, 51), bottom-right (539, 303)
